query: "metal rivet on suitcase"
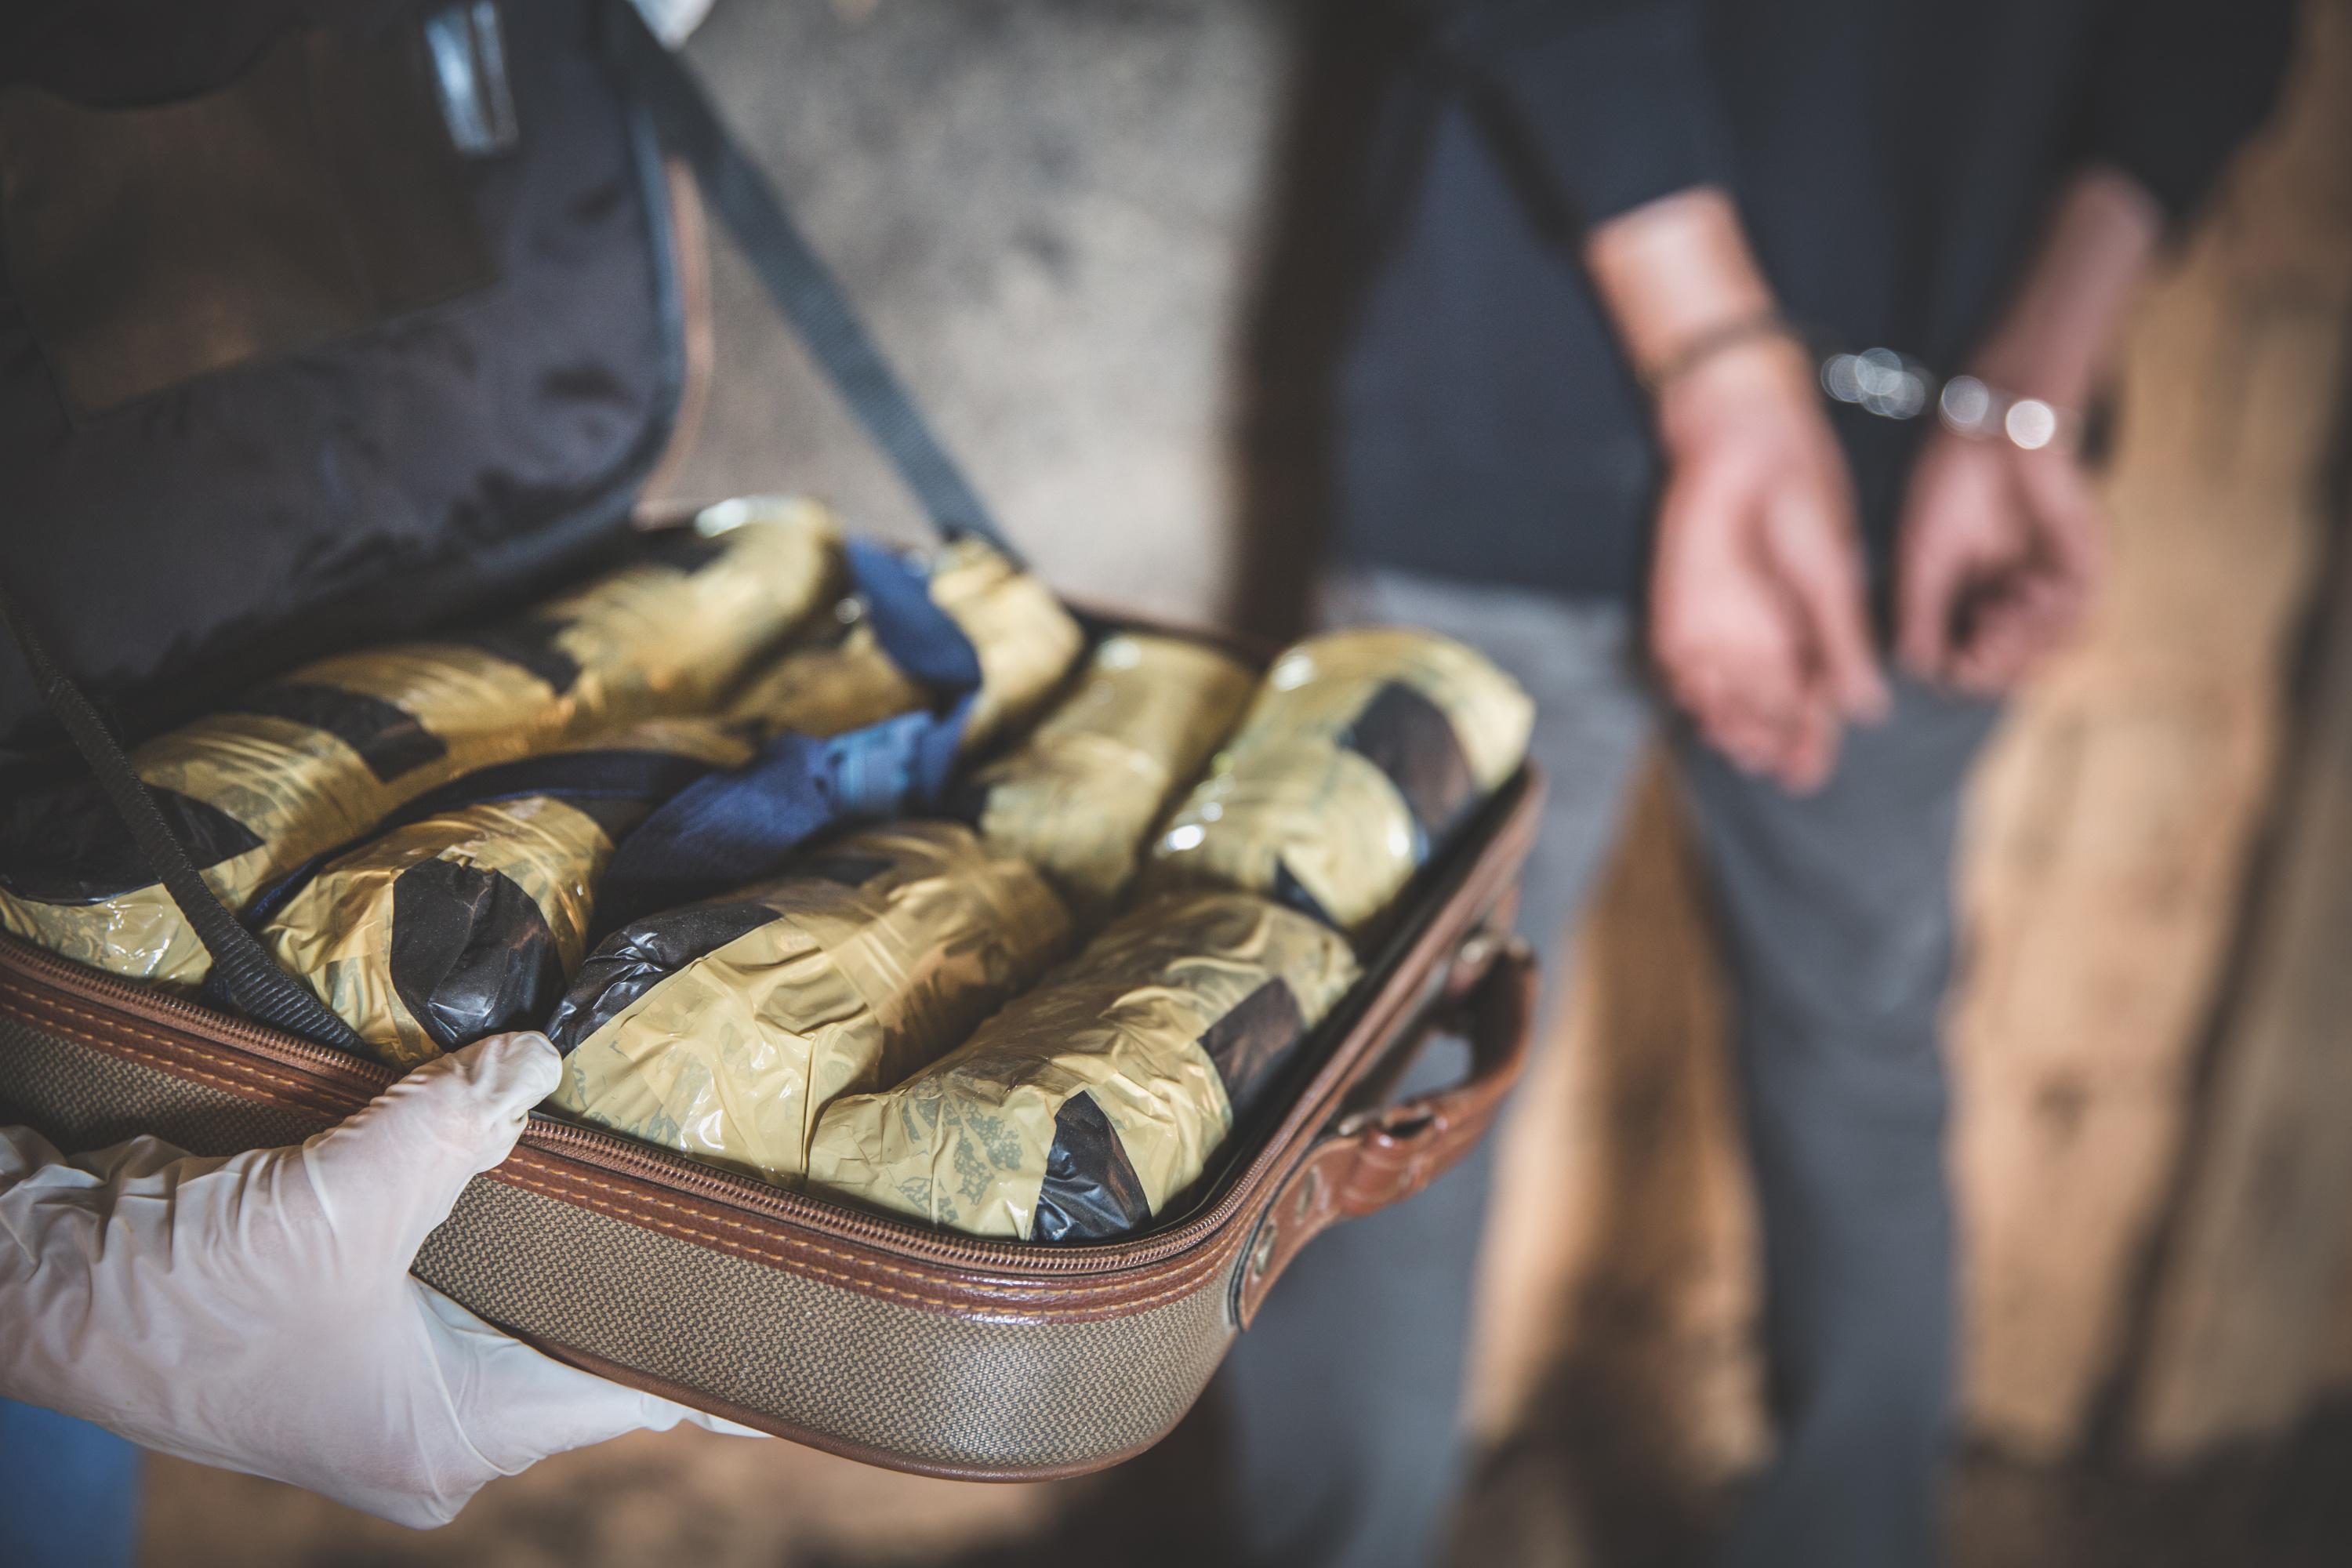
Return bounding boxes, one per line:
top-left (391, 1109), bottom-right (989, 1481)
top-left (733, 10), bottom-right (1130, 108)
top-left (1250, 1224), bottom-right (1279, 1278)
top-left (1294, 1167), bottom-right (1320, 1218)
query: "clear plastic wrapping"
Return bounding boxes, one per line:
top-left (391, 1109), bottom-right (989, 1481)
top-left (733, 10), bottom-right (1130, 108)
top-left (256, 719), bottom-right (753, 1069)
top-left (1142, 627), bottom-right (1533, 938)
top-left (0, 503), bottom-right (835, 986)
top-left (544, 821), bottom-right (1070, 1186)
top-left (960, 633), bottom-right (1254, 918)
top-left (728, 533), bottom-right (1083, 751)
top-left (727, 610), bottom-right (929, 741)
top-left (924, 535), bottom-right (1085, 753)
top-left (806, 889), bottom-right (1358, 1241)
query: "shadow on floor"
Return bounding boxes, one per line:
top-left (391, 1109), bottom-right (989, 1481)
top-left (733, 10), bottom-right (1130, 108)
top-left (1435, 1392), bottom-right (2352, 1568)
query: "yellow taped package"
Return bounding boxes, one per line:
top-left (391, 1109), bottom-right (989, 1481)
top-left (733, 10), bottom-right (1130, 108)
top-left (728, 533), bottom-right (1083, 751)
top-left (546, 497), bottom-right (841, 721)
top-left (0, 501), bottom-right (834, 988)
top-left (256, 719), bottom-right (754, 1070)
top-left (1142, 627), bottom-right (1533, 938)
top-left (927, 535), bottom-right (1084, 751)
top-left (959, 633), bottom-right (1254, 917)
top-left (725, 607), bottom-right (927, 741)
top-left (543, 821), bottom-right (1070, 1186)
top-left (807, 889), bottom-right (1357, 1241)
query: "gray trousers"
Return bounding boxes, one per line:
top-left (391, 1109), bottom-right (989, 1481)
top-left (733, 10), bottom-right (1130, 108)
top-left (1206, 569), bottom-right (2000, 1568)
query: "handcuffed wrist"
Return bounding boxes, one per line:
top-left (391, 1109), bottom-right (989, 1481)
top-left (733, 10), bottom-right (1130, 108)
top-left (1636, 308), bottom-right (1805, 397)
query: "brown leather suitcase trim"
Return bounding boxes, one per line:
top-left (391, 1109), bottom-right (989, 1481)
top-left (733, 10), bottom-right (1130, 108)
top-left (486, 1150), bottom-right (1247, 1321)
top-left (0, 977), bottom-right (372, 1123)
top-left (1236, 935), bottom-right (1537, 1326)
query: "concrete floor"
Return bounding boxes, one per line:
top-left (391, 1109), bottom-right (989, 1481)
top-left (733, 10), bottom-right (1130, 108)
top-left (133, 1360), bottom-right (2352, 1567)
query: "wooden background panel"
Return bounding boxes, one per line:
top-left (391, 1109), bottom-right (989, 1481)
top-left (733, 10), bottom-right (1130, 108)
top-left (2129, 532), bottom-right (2352, 1458)
top-left (1956, 0), bottom-right (2352, 1456)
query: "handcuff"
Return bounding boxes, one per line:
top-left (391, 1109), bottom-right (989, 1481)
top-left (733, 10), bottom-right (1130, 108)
top-left (1642, 309), bottom-right (2081, 453)
top-left (1821, 346), bottom-right (2079, 452)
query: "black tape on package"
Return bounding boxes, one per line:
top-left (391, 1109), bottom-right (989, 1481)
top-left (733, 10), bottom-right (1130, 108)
top-left (804, 890), bottom-right (1359, 1241)
top-left (591, 536), bottom-right (1083, 931)
top-left (1142, 627), bottom-right (1534, 939)
top-left (255, 719), bottom-right (754, 1068)
top-left (953, 633), bottom-right (1254, 918)
top-left (546, 821), bottom-right (1070, 1185)
top-left (0, 501), bottom-right (836, 987)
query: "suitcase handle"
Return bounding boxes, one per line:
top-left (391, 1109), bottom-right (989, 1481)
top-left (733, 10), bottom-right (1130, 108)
top-left (1234, 933), bottom-right (1537, 1327)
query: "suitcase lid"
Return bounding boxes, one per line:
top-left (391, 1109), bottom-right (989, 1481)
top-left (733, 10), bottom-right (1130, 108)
top-left (0, 0), bottom-right (687, 768)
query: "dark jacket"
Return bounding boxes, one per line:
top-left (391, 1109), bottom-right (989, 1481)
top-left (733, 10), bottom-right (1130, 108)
top-left (1335, 0), bottom-right (2296, 601)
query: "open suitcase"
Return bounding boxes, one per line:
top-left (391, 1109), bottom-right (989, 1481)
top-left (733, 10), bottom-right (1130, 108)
top-left (0, 0), bottom-right (1542, 1478)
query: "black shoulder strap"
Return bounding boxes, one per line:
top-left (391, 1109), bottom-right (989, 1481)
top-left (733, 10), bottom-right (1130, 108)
top-left (0, 9), bottom-right (1017, 1050)
top-left (617, 5), bottom-right (1021, 565)
top-left (0, 586), bottom-right (367, 1051)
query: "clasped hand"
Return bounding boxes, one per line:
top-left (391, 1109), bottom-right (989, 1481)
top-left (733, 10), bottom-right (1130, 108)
top-left (1647, 334), bottom-right (2103, 791)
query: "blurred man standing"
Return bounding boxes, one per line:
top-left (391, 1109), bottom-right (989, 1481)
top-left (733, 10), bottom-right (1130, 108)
top-left (1207, 2), bottom-right (2294, 1565)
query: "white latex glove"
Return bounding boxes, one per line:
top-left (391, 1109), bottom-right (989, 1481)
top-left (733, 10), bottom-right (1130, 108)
top-left (0, 1032), bottom-right (746, 1528)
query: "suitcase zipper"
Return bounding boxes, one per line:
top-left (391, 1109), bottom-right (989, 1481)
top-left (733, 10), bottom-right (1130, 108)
top-left (2, 942), bottom-right (397, 1096)
top-left (519, 1113), bottom-right (1223, 1272)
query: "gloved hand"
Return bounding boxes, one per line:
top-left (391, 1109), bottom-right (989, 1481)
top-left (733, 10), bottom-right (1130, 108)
top-left (0, 1032), bottom-right (747, 1527)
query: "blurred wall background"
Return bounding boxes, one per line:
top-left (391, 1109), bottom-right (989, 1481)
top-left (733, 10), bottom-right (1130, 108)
top-left (650, 0), bottom-right (1291, 624)
top-left (143, 0), bottom-right (2352, 1562)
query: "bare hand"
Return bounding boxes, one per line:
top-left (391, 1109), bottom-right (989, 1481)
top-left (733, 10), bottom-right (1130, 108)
top-left (1895, 430), bottom-right (2105, 694)
top-left (1893, 168), bottom-right (2154, 693)
top-left (1648, 337), bottom-right (1889, 793)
